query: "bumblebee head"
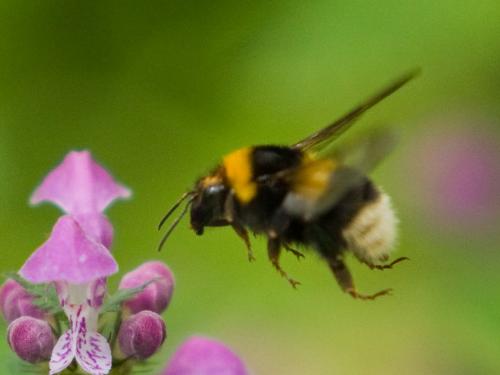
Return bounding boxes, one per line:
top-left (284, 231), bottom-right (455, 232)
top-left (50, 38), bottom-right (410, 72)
top-left (158, 168), bottom-right (228, 252)
top-left (190, 174), bottom-right (229, 235)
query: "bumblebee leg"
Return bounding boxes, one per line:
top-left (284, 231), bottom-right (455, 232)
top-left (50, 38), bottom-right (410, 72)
top-left (363, 256), bottom-right (409, 271)
top-left (268, 238), bottom-right (301, 289)
top-left (231, 222), bottom-right (255, 262)
top-left (328, 256), bottom-right (392, 300)
top-left (268, 209), bottom-right (291, 239)
top-left (283, 243), bottom-right (305, 261)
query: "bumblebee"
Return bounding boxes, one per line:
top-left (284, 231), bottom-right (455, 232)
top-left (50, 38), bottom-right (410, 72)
top-left (159, 71), bottom-right (418, 300)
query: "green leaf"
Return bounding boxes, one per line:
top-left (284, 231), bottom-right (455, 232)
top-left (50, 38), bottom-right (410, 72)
top-left (99, 310), bottom-right (122, 343)
top-left (6, 356), bottom-right (47, 374)
top-left (100, 278), bottom-right (158, 314)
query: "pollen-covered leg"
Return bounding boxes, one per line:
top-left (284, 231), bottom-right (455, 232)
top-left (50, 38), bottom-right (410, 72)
top-left (268, 238), bottom-right (301, 288)
top-left (231, 222), bottom-right (255, 262)
top-left (283, 243), bottom-right (305, 261)
top-left (363, 256), bottom-right (409, 271)
top-left (328, 256), bottom-right (392, 300)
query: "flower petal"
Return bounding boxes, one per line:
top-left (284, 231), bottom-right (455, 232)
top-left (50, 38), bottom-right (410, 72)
top-left (30, 150), bottom-right (131, 214)
top-left (72, 303), bottom-right (111, 374)
top-left (19, 215), bottom-right (118, 284)
top-left (49, 330), bottom-right (74, 374)
top-left (51, 303), bottom-right (112, 375)
top-left (73, 213), bottom-right (114, 249)
top-left (76, 331), bottom-right (112, 375)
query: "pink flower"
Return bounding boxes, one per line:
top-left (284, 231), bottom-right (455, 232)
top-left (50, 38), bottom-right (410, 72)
top-left (119, 261), bottom-right (175, 314)
top-left (19, 217), bottom-right (116, 374)
top-left (18, 150), bottom-right (130, 375)
top-left (163, 336), bottom-right (250, 375)
top-left (4, 150), bottom-right (251, 375)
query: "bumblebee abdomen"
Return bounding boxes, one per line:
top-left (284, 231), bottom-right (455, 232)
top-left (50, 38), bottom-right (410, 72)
top-left (342, 189), bottom-right (397, 264)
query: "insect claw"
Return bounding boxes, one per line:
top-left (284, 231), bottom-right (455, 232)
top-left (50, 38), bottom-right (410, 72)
top-left (247, 251), bottom-right (256, 262)
top-left (347, 288), bottom-right (393, 300)
top-left (288, 278), bottom-right (301, 289)
top-left (366, 257), bottom-right (409, 271)
top-left (284, 244), bottom-right (305, 261)
top-left (270, 257), bottom-right (300, 289)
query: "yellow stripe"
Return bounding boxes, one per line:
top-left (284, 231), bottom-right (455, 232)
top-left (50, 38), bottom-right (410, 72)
top-left (293, 158), bottom-right (337, 199)
top-left (223, 147), bottom-right (256, 204)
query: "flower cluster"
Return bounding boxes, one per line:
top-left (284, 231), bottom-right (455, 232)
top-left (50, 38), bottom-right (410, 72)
top-left (1, 151), bottom-right (250, 375)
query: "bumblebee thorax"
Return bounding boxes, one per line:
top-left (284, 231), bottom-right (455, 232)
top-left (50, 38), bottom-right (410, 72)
top-left (222, 147), bottom-right (257, 204)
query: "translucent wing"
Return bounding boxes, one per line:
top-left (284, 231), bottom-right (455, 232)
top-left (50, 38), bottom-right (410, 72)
top-left (329, 127), bottom-right (398, 175)
top-left (292, 70), bottom-right (419, 152)
top-left (282, 129), bottom-right (397, 221)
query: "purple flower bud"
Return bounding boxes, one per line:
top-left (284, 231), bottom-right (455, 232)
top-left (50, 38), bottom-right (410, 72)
top-left (7, 316), bottom-right (55, 363)
top-left (119, 261), bottom-right (175, 314)
top-left (0, 279), bottom-right (44, 323)
top-left (117, 310), bottom-right (166, 360)
top-left (163, 336), bottom-right (250, 375)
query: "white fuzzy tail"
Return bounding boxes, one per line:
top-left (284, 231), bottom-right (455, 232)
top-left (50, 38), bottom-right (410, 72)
top-left (342, 190), bottom-right (398, 264)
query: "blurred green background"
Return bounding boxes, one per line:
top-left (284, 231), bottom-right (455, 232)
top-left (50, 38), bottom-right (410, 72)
top-left (1, 1), bottom-right (500, 374)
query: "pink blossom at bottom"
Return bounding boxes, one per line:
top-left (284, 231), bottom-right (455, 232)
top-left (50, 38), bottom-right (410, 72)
top-left (163, 336), bottom-right (249, 375)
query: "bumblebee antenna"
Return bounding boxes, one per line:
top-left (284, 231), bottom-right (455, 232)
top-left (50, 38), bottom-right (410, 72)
top-left (158, 197), bottom-right (194, 252)
top-left (158, 191), bottom-right (194, 230)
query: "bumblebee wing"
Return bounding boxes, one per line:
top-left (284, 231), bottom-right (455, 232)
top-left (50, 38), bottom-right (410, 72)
top-left (330, 127), bottom-right (398, 175)
top-left (292, 70), bottom-right (419, 152)
top-left (282, 129), bottom-right (397, 221)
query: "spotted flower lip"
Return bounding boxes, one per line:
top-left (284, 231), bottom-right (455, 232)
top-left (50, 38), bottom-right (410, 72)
top-left (30, 150), bottom-right (131, 214)
top-left (19, 215), bottom-right (118, 284)
top-left (49, 303), bottom-right (112, 375)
